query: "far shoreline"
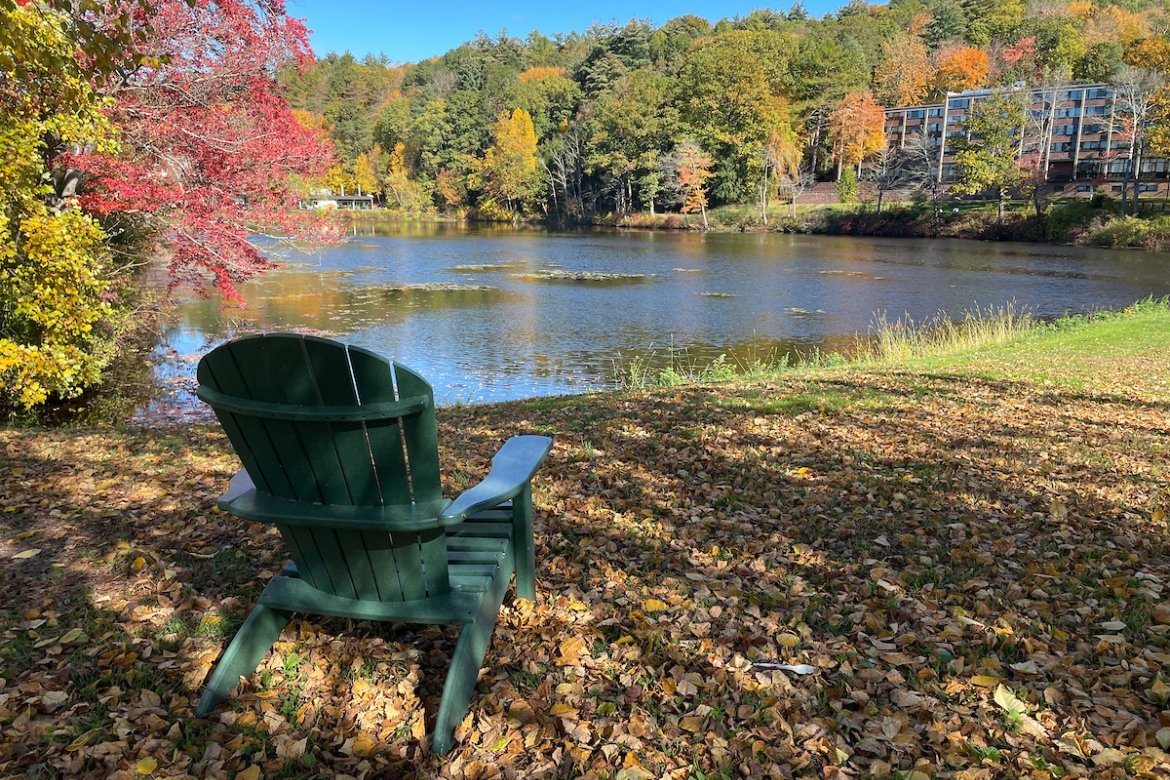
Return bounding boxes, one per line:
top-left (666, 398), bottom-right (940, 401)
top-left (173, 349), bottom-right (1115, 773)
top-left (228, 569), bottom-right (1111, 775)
top-left (337, 198), bottom-right (1170, 253)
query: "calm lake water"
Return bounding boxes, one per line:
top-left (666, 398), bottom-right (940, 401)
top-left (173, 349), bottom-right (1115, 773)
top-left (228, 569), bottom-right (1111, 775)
top-left (152, 222), bottom-right (1170, 414)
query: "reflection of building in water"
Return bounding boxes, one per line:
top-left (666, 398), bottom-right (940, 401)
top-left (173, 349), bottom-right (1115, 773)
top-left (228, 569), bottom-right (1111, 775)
top-left (883, 83), bottom-right (1169, 199)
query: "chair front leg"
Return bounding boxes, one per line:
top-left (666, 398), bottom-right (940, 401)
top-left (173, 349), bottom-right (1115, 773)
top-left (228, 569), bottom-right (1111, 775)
top-left (196, 603), bottom-right (291, 716)
top-left (512, 484), bottom-right (536, 602)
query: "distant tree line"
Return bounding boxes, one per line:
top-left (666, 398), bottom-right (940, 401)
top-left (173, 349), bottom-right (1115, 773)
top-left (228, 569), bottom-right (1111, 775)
top-left (283, 0), bottom-right (1170, 223)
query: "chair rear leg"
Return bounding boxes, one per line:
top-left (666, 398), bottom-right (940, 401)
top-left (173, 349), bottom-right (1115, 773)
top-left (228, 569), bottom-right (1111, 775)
top-left (196, 604), bottom-right (291, 716)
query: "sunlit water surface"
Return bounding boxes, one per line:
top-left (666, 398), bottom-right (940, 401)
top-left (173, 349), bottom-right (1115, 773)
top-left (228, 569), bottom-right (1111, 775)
top-left (149, 222), bottom-right (1170, 418)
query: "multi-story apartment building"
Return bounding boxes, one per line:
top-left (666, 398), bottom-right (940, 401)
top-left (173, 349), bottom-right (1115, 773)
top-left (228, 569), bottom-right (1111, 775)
top-left (883, 83), bottom-right (1169, 197)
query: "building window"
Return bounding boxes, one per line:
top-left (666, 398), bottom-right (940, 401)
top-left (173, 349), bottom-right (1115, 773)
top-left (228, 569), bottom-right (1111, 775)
top-left (948, 98), bottom-right (970, 109)
top-left (1063, 89), bottom-right (1084, 102)
top-left (928, 107), bottom-right (943, 117)
top-left (1080, 140), bottom-right (1106, 150)
top-left (1085, 106), bottom-right (1107, 116)
top-left (1087, 88), bottom-right (1111, 99)
top-left (908, 109), bottom-right (925, 119)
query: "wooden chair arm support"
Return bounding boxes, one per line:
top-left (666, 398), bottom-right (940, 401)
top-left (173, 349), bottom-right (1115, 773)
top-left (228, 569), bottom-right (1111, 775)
top-left (439, 435), bottom-right (552, 524)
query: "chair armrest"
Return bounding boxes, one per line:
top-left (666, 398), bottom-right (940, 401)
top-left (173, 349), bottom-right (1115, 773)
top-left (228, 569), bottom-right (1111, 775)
top-left (218, 468), bottom-right (256, 510)
top-left (439, 435), bottom-right (552, 524)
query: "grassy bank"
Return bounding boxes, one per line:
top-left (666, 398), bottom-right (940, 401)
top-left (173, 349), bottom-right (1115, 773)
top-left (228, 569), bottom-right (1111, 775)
top-left (609, 199), bottom-right (1170, 251)
top-left (2, 302), bottom-right (1169, 778)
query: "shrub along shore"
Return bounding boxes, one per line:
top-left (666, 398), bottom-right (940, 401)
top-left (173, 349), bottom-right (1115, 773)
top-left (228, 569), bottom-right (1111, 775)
top-left (348, 199), bottom-right (1170, 252)
top-left (607, 200), bottom-right (1170, 251)
top-left (1, 301), bottom-right (1169, 777)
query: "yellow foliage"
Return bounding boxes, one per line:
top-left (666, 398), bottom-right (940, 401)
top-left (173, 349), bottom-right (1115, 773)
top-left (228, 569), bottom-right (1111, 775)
top-left (476, 108), bottom-right (543, 215)
top-left (0, 5), bottom-right (118, 410)
top-left (518, 66), bottom-right (568, 83)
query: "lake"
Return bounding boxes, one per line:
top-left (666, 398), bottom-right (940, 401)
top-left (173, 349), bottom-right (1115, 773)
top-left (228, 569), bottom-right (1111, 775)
top-left (151, 223), bottom-right (1170, 414)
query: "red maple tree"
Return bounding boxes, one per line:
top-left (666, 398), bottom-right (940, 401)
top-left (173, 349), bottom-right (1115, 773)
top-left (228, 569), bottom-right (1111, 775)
top-left (74, 0), bottom-right (336, 302)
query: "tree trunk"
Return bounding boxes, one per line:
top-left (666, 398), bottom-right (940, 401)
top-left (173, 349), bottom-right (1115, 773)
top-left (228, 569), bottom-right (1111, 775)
top-left (700, 202), bottom-right (708, 231)
top-left (760, 165), bottom-right (769, 227)
top-left (1133, 145), bottom-right (1144, 216)
top-left (997, 189), bottom-right (1006, 226)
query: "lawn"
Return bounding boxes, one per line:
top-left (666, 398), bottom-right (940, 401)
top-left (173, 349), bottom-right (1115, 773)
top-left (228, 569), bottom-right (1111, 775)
top-left (1, 303), bottom-right (1168, 778)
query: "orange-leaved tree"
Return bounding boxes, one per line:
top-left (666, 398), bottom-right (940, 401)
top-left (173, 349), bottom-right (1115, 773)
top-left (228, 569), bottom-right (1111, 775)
top-left (828, 91), bottom-right (886, 179)
top-left (933, 46), bottom-right (990, 94)
top-left (673, 139), bottom-right (713, 231)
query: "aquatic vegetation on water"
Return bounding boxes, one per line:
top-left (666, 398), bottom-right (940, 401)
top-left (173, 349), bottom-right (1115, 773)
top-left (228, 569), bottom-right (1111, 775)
top-left (379, 282), bottom-right (499, 293)
top-left (445, 262), bottom-right (526, 272)
top-left (511, 269), bottom-right (652, 283)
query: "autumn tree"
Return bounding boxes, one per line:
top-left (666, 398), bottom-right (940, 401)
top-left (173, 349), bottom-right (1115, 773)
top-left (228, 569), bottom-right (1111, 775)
top-left (950, 92), bottom-right (1029, 224)
top-left (671, 139), bottom-right (714, 231)
top-left (382, 142), bottom-right (432, 214)
top-left (932, 46), bottom-right (990, 95)
top-left (828, 91), bottom-right (887, 179)
top-left (76, 0), bottom-right (335, 302)
top-left (760, 127), bottom-right (803, 226)
top-left (352, 152), bottom-right (378, 197)
top-left (675, 30), bottom-right (793, 206)
top-left (1134, 39), bottom-right (1170, 164)
top-left (475, 108), bottom-right (544, 217)
top-left (0, 3), bottom-right (119, 409)
top-left (875, 35), bottom-right (932, 108)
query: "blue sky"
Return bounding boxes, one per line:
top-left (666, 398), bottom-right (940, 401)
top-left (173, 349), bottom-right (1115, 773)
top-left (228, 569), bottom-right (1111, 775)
top-left (286, 1), bottom-right (843, 63)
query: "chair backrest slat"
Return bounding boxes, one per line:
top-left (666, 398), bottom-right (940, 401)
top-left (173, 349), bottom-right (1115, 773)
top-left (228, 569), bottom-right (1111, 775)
top-left (391, 363), bottom-right (443, 506)
top-left (199, 340), bottom-right (301, 499)
top-left (198, 334), bottom-right (452, 603)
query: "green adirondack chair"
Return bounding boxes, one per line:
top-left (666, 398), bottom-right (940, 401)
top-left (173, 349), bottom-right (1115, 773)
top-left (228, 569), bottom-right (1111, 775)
top-left (193, 333), bottom-right (552, 755)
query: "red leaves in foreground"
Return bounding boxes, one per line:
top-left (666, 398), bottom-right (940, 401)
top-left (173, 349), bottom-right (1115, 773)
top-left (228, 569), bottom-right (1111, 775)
top-left (1, 351), bottom-right (1169, 777)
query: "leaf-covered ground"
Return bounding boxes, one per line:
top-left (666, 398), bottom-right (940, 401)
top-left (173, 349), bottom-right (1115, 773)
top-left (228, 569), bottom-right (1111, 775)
top-left (1, 307), bottom-right (1169, 779)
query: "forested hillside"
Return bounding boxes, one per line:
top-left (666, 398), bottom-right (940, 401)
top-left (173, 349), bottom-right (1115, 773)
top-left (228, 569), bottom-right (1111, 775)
top-left (283, 0), bottom-right (1170, 222)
